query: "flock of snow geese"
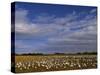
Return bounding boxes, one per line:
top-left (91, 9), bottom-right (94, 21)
top-left (15, 55), bottom-right (97, 72)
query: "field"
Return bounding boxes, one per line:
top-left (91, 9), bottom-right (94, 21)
top-left (13, 55), bottom-right (97, 73)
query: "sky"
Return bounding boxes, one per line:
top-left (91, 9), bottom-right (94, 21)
top-left (12, 2), bottom-right (97, 54)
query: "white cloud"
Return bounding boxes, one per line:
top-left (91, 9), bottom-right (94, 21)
top-left (15, 8), bottom-right (97, 53)
top-left (15, 9), bottom-right (41, 34)
top-left (90, 8), bottom-right (97, 13)
top-left (15, 8), bottom-right (97, 39)
top-left (15, 9), bottom-right (79, 35)
top-left (15, 9), bottom-right (28, 23)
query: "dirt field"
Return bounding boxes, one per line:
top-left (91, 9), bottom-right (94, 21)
top-left (13, 55), bottom-right (97, 73)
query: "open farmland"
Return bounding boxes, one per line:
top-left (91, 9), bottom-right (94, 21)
top-left (14, 55), bottom-right (97, 73)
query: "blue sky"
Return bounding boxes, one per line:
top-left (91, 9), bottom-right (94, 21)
top-left (13, 2), bottom-right (97, 54)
